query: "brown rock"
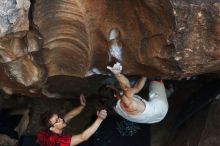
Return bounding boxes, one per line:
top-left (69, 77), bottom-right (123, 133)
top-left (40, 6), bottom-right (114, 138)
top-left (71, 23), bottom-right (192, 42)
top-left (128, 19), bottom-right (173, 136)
top-left (0, 0), bottom-right (219, 97)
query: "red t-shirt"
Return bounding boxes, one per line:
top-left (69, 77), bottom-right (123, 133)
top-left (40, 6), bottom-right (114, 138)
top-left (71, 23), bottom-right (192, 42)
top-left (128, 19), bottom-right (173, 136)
top-left (37, 130), bottom-right (71, 146)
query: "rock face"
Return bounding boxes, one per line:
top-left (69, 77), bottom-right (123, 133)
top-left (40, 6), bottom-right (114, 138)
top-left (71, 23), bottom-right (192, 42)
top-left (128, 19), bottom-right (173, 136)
top-left (0, 0), bottom-right (30, 37)
top-left (0, 0), bottom-right (219, 97)
top-left (0, 1), bottom-right (220, 145)
top-left (33, 0), bottom-right (175, 77)
top-left (171, 0), bottom-right (220, 77)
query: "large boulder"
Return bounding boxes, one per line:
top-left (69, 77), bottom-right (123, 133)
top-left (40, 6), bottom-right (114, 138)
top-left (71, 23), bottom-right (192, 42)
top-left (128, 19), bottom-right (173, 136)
top-left (0, 0), bottom-right (219, 97)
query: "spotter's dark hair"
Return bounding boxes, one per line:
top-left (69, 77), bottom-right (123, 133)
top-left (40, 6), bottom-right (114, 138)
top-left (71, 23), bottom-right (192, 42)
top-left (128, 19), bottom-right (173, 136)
top-left (40, 110), bottom-right (55, 129)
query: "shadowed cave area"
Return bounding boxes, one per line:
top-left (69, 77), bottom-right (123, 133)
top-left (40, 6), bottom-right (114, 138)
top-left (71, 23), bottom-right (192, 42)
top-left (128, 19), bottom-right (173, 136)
top-left (0, 0), bottom-right (220, 145)
top-left (1, 76), bottom-right (220, 146)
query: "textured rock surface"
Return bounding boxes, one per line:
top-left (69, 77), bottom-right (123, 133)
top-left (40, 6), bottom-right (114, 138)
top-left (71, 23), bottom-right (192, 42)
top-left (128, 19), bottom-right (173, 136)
top-left (1, 1), bottom-right (220, 145)
top-left (0, 0), bottom-right (30, 37)
top-left (0, 0), bottom-right (219, 97)
top-left (33, 0), bottom-right (175, 77)
top-left (171, 0), bottom-right (220, 77)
